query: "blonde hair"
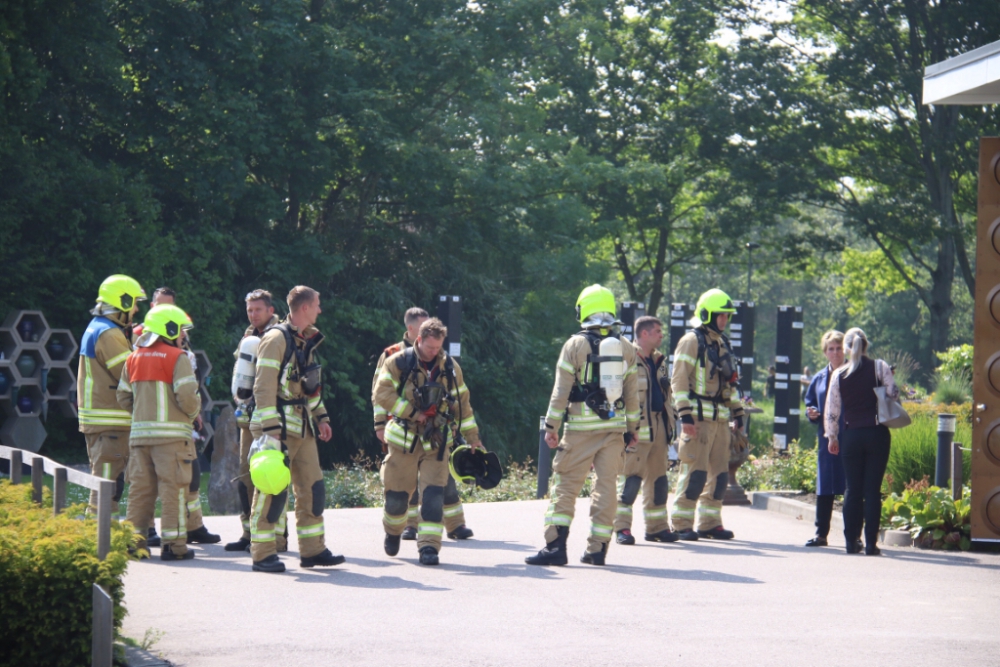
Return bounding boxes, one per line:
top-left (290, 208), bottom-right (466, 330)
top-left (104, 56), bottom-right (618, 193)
top-left (837, 327), bottom-right (868, 378)
top-left (418, 317), bottom-right (448, 340)
top-left (820, 330), bottom-right (844, 353)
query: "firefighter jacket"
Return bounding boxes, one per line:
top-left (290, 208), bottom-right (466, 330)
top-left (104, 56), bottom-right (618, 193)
top-left (371, 333), bottom-right (414, 430)
top-left (670, 326), bottom-right (744, 424)
top-left (373, 347), bottom-right (478, 452)
top-left (632, 340), bottom-right (676, 443)
top-left (233, 314), bottom-right (280, 426)
top-left (249, 320), bottom-right (330, 441)
top-left (116, 340), bottom-right (201, 445)
top-left (543, 331), bottom-right (640, 436)
top-left (78, 313), bottom-right (134, 434)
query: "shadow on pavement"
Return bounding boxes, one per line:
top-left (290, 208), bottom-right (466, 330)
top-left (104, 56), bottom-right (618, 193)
top-left (287, 568), bottom-right (450, 591)
top-left (876, 549), bottom-right (1000, 570)
top-left (440, 538), bottom-right (535, 552)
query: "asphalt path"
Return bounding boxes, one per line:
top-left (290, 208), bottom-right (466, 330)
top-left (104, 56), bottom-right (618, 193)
top-left (121, 499), bottom-right (1000, 667)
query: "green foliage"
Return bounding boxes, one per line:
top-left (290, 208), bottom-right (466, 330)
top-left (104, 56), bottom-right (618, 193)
top-left (881, 478), bottom-right (972, 551)
top-left (836, 249), bottom-right (912, 316)
top-left (936, 344), bottom-right (974, 379)
top-left (737, 442), bottom-right (817, 493)
top-left (0, 481), bottom-right (134, 667)
top-left (884, 405), bottom-right (972, 494)
top-left (879, 349), bottom-right (921, 390)
top-left (933, 370), bottom-right (971, 406)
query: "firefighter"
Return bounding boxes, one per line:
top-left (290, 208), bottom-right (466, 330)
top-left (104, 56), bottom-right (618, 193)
top-left (372, 307), bottom-right (474, 542)
top-left (615, 316), bottom-right (679, 545)
top-left (224, 289), bottom-right (283, 552)
top-left (117, 305), bottom-right (201, 560)
top-left (248, 286), bottom-right (344, 573)
top-left (526, 285), bottom-right (640, 566)
top-left (670, 288), bottom-right (744, 540)
top-left (78, 275), bottom-right (145, 516)
top-left (134, 288), bottom-right (220, 547)
top-left (374, 317), bottom-right (481, 566)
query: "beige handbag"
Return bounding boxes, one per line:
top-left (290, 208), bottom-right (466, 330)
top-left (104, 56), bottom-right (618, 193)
top-left (874, 361), bottom-right (911, 428)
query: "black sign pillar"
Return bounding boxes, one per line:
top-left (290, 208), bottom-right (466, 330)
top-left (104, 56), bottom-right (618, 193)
top-left (436, 295), bottom-right (462, 362)
top-left (619, 301), bottom-right (646, 342)
top-left (773, 305), bottom-right (803, 450)
top-left (730, 300), bottom-right (755, 399)
top-left (789, 306), bottom-right (804, 443)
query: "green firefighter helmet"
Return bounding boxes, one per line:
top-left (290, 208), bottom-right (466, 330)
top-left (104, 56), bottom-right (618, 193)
top-left (449, 445), bottom-right (503, 490)
top-left (142, 304), bottom-right (190, 342)
top-left (695, 288), bottom-right (737, 325)
top-left (249, 450), bottom-right (291, 496)
top-left (575, 284), bottom-right (620, 328)
top-left (97, 274), bottom-right (147, 312)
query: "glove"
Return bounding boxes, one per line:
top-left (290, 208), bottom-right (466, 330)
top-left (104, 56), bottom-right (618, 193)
top-left (248, 435), bottom-right (282, 459)
top-left (731, 428), bottom-right (750, 454)
top-left (624, 431), bottom-right (637, 453)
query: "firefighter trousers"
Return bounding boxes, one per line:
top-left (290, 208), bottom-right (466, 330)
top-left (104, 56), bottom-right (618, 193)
top-left (250, 433), bottom-right (324, 561)
top-left (615, 412), bottom-right (670, 534)
top-left (405, 470), bottom-right (467, 533)
top-left (672, 419), bottom-right (731, 531)
top-left (125, 439), bottom-right (197, 555)
top-left (382, 444), bottom-right (449, 553)
top-left (86, 431), bottom-right (129, 516)
top-left (544, 429), bottom-right (624, 554)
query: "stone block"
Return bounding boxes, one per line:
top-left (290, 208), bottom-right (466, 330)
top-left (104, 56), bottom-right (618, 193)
top-left (208, 406), bottom-right (242, 515)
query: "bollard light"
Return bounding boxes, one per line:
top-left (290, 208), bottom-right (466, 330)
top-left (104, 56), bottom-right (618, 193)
top-left (936, 413), bottom-right (956, 487)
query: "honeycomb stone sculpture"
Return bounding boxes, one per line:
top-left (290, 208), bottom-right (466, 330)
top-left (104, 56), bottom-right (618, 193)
top-left (0, 310), bottom-right (78, 452)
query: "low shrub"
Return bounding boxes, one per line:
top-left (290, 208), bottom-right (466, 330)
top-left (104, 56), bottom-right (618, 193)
top-left (884, 406), bottom-right (972, 494)
top-left (736, 442), bottom-right (817, 493)
top-left (0, 480), bottom-right (133, 667)
top-left (881, 477), bottom-right (971, 550)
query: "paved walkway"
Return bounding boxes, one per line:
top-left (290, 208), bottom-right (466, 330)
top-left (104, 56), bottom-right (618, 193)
top-left (122, 499), bottom-right (1000, 667)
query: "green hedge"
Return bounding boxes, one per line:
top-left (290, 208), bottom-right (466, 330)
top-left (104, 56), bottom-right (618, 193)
top-left (0, 480), bottom-right (133, 667)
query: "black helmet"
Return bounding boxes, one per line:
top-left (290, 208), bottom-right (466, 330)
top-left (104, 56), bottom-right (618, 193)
top-left (449, 445), bottom-right (503, 490)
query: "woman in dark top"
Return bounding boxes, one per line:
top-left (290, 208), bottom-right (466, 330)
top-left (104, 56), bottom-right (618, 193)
top-left (803, 330), bottom-right (845, 547)
top-left (824, 328), bottom-right (898, 555)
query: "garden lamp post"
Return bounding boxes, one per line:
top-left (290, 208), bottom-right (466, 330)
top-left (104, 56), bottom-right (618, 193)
top-left (745, 242), bottom-right (760, 301)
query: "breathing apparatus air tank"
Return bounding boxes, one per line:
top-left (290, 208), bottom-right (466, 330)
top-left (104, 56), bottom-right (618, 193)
top-left (598, 336), bottom-right (625, 417)
top-left (232, 335), bottom-right (261, 401)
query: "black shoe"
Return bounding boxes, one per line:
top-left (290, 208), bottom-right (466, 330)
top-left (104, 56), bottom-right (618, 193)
top-left (447, 525), bottom-right (474, 540)
top-left (187, 526), bottom-right (221, 544)
top-left (865, 545), bottom-right (882, 556)
top-left (805, 536), bottom-right (828, 547)
top-left (419, 546), bottom-right (440, 566)
top-left (224, 537), bottom-right (252, 552)
top-left (401, 526), bottom-right (418, 540)
top-left (146, 527), bottom-right (161, 548)
top-left (525, 527), bottom-right (569, 566)
top-left (616, 530), bottom-right (636, 545)
top-left (252, 554), bottom-right (286, 573)
top-left (846, 540), bottom-right (863, 554)
top-left (384, 533), bottom-right (401, 556)
top-left (677, 529), bottom-right (700, 541)
top-left (581, 543), bottom-right (607, 566)
top-left (698, 526), bottom-right (735, 540)
top-left (300, 548), bottom-right (346, 568)
top-left (222, 537), bottom-right (250, 551)
top-left (160, 545), bottom-right (195, 561)
top-left (646, 529), bottom-right (680, 543)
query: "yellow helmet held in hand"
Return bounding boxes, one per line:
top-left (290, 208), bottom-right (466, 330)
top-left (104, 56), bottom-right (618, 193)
top-left (97, 274), bottom-right (146, 312)
top-left (142, 304), bottom-right (190, 342)
top-left (575, 284), bottom-right (619, 327)
top-left (695, 288), bottom-right (737, 325)
top-left (249, 450), bottom-right (290, 496)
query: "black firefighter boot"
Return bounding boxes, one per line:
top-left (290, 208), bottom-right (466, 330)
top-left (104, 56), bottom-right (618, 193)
top-left (525, 526), bottom-right (569, 566)
top-left (581, 542), bottom-right (608, 566)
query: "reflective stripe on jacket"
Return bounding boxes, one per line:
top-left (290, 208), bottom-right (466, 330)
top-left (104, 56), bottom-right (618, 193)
top-left (373, 347), bottom-right (479, 452)
top-left (543, 333), bottom-right (640, 435)
top-left (670, 327), bottom-right (743, 423)
top-left (632, 340), bottom-right (675, 442)
top-left (371, 335), bottom-right (412, 430)
top-left (77, 317), bottom-right (133, 433)
top-left (249, 320), bottom-right (330, 440)
top-left (117, 340), bottom-right (200, 445)
top-left (233, 315), bottom-right (280, 425)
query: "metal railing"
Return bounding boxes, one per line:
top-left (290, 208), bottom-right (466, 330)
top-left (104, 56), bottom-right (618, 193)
top-left (1, 445), bottom-right (116, 667)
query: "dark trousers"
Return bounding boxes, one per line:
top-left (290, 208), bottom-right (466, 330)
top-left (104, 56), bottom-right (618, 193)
top-left (815, 494), bottom-right (835, 539)
top-left (840, 425), bottom-right (891, 550)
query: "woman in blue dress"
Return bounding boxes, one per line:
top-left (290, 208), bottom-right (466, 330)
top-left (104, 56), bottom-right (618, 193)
top-left (803, 330), bottom-right (845, 547)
